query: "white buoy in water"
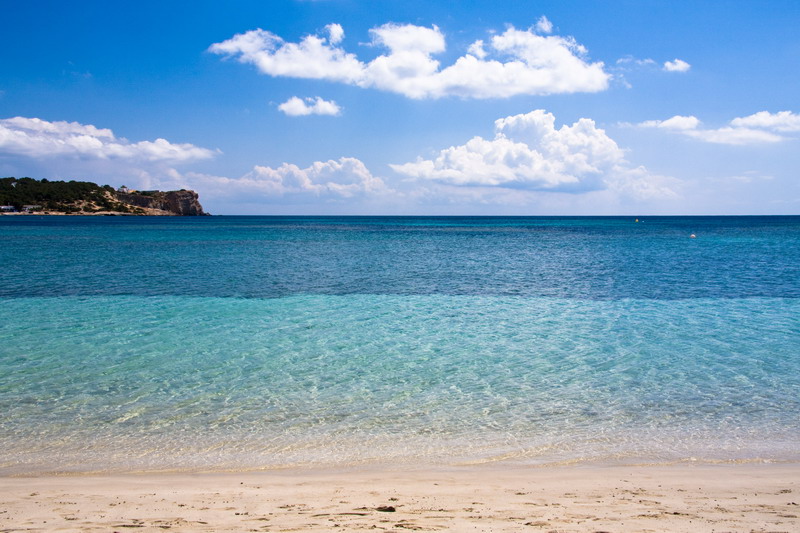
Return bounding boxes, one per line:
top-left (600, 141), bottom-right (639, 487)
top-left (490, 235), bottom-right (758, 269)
top-left (690, 233), bottom-right (696, 238)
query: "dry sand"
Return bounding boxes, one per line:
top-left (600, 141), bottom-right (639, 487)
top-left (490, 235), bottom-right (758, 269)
top-left (2, 464), bottom-right (799, 532)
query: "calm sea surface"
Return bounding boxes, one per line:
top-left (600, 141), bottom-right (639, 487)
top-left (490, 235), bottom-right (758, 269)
top-left (1, 216), bottom-right (798, 473)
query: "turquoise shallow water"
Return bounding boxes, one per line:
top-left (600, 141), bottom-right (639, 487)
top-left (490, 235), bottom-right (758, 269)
top-left (1, 216), bottom-right (799, 473)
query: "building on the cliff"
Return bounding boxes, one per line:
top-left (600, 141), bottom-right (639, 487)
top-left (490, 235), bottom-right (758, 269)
top-left (1, 205), bottom-right (17, 213)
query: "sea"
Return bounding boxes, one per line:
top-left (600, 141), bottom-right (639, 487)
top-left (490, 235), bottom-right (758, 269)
top-left (0, 215), bottom-right (798, 474)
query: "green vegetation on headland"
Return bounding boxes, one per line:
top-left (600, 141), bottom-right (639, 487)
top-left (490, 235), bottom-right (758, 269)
top-left (1, 177), bottom-right (139, 213)
top-left (0, 177), bottom-right (207, 215)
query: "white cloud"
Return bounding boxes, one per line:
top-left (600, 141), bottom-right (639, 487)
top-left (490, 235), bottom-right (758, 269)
top-left (210, 22), bottom-right (610, 99)
top-left (0, 116), bottom-right (216, 162)
top-left (616, 56), bottom-right (657, 68)
top-left (730, 110), bottom-right (800, 132)
top-left (467, 39), bottom-right (487, 59)
top-left (683, 127), bottom-right (783, 144)
top-left (0, 116), bottom-right (218, 192)
top-left (247, 157), bottom-right (387, 197)
top-left (634, 112), bottom-right (798, 144)
top-left (535, 16), bottom-right (553, 34)
top-left (278, 96), bottom-right (342, 116)
top-left (391, 109), bottom-right (676, 199)
top-left (325, 23), bottom-right (344, 45)
top-left (369, 23), bottom-right (445, 54)
top-left (708, 171), bottom-right (774, 184)
top-left (638, 115), bottom-right (700, 131)
top-left (186, 157), bottom-right (390, 200)
top-left (613, 56), bottom-right (689, 86)
top-left (1, 116), bottom-right (115, 139)
top-left (208, 28), bottom-right (364, 83)
top-left (663, 58), bottom-right (691, 72)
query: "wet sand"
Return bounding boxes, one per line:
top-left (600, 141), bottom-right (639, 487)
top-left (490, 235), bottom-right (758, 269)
top-left (2, 464), bottom-right (799, 532)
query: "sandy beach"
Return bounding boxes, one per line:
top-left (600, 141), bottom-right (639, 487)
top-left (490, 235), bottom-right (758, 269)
top-left (2, 464), bottom-right (799, 532)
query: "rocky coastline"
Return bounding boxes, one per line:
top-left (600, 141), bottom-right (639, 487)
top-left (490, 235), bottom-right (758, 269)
top-left (114, 189), bottom-right (208, 216)
top-left (0, 178), bottom-right (209, 216)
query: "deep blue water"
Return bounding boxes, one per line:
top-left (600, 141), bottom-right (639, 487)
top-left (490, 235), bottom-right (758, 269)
top-left (0, 216), bottom-right (798, 473)
top-left (2, 215), bottom-right (799, 300)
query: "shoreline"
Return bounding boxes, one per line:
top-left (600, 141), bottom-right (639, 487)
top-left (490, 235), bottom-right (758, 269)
top-left (2, 463), bottom-right (799, 531)
top-left (3, 455), bottom-right (797, 479)
top-left (0, 210), bottom-right (189, 216)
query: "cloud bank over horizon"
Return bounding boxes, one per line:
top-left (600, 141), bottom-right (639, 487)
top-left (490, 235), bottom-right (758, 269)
top-left (0, 111), bottom-right (681, 213)
top-left (200, 157), bottom-right (389, 199)
top-left (3, 105), bottom-right (797, 214)
top-left (209, 22), bottom-right (610, 99)
top-left (0, 115), bottom-right (391, 208)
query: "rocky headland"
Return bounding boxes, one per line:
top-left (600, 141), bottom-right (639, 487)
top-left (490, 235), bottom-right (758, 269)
top-left (0, 177), bottom-right (208, 215)
top-left (115, 189), bottom-right (207, 216)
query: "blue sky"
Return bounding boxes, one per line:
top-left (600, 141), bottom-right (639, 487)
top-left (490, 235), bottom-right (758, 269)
top-left (1, 0), bottom-right (799, 214)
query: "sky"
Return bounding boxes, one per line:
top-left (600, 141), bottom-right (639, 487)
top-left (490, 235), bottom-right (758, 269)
top-left (1, 0), bottom-right (799, 215)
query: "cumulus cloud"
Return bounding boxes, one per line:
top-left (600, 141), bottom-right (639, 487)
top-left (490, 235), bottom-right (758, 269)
top-left (278, 96), bottom-right (341, 116)
top-left (0, 116), bottom-right (218, 192)
top-left (634, 111), bottom-right (800, 144)
top-left (0, 117), bottom-right (390, 211)
top-left (186, 157), bottom-right (390, 200)
top-left (663, 58), bottom-right (691, 72)
top-left (325, 23), bottom-right (344, 45)
top-left (245, 157), bottom-right (387, 197)
top-left (638, 115), bottom-right (700, 130)
top-left (535, 16), bottom-right (553, 34)
top-left (467, 39), bottom-right (488, 59)
top-left (730, 110), bottom-right (800, 132)
top-left (391, 109), bottom-right (676, 199)
top-left (370, 23), bottom-right (445, 54)
top-left (0, 116), bottom-right (216, 162)
top-left (208, 27), bottom-right (364, 83)
top-left (209, 21), bottom-right (610, 99)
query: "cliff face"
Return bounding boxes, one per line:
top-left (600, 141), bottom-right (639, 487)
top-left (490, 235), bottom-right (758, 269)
top-left (0, 178), bottom-right (210, 215)
top-left (115, 190), bottom-right (208, 216)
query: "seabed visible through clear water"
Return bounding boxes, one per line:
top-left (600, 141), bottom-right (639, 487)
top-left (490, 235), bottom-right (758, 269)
top-left (1, 216), bottom-right (799, 474)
